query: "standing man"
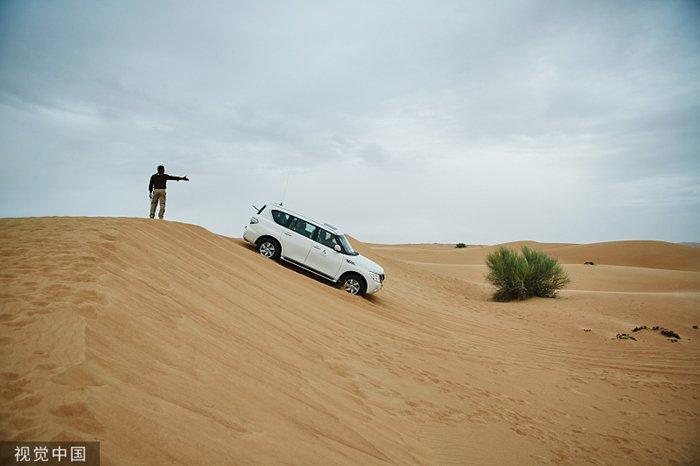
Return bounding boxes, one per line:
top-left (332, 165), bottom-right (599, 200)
top-left (148, 165), bottom-right (189, 219)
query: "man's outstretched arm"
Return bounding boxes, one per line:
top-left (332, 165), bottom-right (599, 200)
top-left (166, 174), bottom-right (189, 181)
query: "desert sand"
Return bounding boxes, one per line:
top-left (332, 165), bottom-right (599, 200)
top-left (1, 217), bottom-right (699, 464)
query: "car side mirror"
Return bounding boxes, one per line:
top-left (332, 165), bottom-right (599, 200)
top-left (334, 244), bottom-right (342, 252)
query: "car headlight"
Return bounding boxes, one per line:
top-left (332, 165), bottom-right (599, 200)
top-left (368, 271), bottom-right (381, 283)
top-left (249, 217), bottom-right (259, 224)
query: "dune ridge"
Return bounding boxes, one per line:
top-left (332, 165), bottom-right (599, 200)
top-left (1, 217), bottom-right (699, 464)
top-left (372, 240), bottom-right (700, 271)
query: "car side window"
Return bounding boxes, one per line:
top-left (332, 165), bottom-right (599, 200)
top-left (317, 229), bottom-right (339, 249)
top-left (289, 217), bottom-right (317, 239)
top-left (271, 210), bottom-right (291, 227)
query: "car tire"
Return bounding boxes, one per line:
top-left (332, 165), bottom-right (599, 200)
top-left (257, 238), bottom-right (281, 260)
top-left (340, 273), bottom-right (366, 296)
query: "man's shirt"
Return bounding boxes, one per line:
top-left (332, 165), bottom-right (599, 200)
top-left (149, 173), bottom-right (182, 191)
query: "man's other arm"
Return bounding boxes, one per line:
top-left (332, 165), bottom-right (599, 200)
top-left (148, 175), bottom-right (155, 196)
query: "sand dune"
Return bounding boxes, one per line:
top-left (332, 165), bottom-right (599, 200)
top-left (1, 218), bottom-right (699, 464)
top-left (372, 240), bottom-right (700, 271)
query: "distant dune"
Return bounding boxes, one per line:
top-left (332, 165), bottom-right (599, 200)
top-left (372, 239), bottom-right (700, 271)
top-left (1, 218), bottom-right (699, 464)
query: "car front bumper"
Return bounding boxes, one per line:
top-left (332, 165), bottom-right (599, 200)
top-left (366, 278), bottom-right (383, 294)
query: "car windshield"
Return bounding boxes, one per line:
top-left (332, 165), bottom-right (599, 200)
top-left (338, 234), bottom-right (358, 255)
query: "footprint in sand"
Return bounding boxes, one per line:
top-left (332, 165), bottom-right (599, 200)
top-left (49, 402), bottom-right (105, 435)
top-left (11, 393), bottom-right (43, 410)
top-left (0, 373), bottom-right (30, 400)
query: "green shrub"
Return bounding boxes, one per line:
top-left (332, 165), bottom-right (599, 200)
top-left (485, 246), bottom-right (570, 301)
top-left (485, 247), bottom-right (529, 301)
top-left (455, 242), bottom-right (467, 248)
top-left (521, 246), bottom-right (571, 298)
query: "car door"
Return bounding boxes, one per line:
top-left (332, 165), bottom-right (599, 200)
top-left (281, 217), bottom-right (316, 264)
top-left (304, 228), bottom-right (344, 279)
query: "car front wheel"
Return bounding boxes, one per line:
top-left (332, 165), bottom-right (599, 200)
top-left (341, 273), bottom-right (366, 296)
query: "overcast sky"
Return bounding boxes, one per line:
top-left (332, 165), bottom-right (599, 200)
top-left (1, 1), bottom-right (698, 243)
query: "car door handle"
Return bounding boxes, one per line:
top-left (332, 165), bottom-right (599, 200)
top-left (284, 232), bottom-right (292, 236)
top-left (312, 244), bottom-right (321, 249)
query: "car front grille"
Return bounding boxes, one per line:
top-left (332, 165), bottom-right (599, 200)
top-left (379, 273), bottom-right (385, 283)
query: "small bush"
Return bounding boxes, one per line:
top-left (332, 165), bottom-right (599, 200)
top-left (455, 243), bottom-right (467, 248)
top-left (485, 247), bottom-right (529, 301)
top-left (485, 246), bottom-right (570, 301)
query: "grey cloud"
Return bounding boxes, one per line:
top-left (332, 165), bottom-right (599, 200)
top-left (0, 0), bottom-right (699, 242)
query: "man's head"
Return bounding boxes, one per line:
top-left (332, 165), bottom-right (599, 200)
top-left (157, 165), bottom-right (165, 174)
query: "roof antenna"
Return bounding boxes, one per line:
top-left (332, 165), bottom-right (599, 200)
top-left (280, 169), bottom-right (291, 206)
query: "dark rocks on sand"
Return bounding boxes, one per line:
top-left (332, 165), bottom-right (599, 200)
top-left (648, 326), bottom-right (682, 340)
top-left (659, 329), bottom-right (681, 339)
top-left (584, 261), bottom-right (595, 265)
top-left (624, 325), bottom-right (682, 341)
top-left (616, 333), bottom-right (636, 341)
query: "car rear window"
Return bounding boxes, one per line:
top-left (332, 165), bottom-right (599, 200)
top-left (271, 210), bottom-right (291, 227)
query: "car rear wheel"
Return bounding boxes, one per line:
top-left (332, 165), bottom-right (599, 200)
top-left (257, 238), bottom-right (280, 260)
top-left (341, 273), bottom-right (366, 296)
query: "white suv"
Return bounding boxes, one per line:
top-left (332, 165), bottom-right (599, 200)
top-left (242, 203), bottom-right (385, 295)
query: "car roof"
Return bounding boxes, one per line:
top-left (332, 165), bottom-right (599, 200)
top-left (267, 202), bottom-right (345, 235)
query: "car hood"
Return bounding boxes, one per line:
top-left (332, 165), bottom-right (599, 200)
top-left (350, 254), bottom-right (384, 275)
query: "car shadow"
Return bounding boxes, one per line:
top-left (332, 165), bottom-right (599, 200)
top-left (277, 257), bottom-right (341, 291)
top-left (240, 242), bottom-right (380, 300)
top-left (239, 242), bottom-right (340, 291)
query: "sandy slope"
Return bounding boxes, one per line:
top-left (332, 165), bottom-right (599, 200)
top-left (1, 218), bottom-right (699, 465)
